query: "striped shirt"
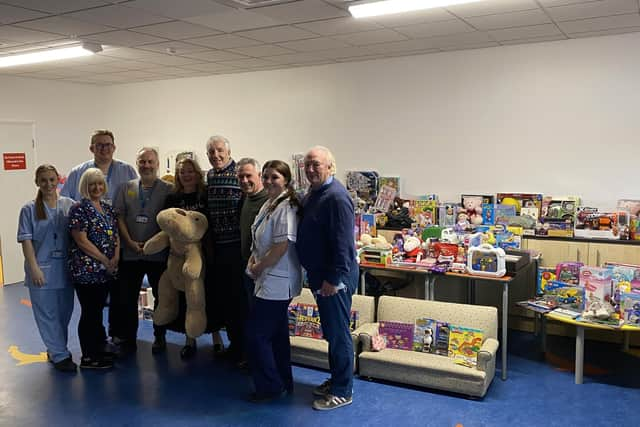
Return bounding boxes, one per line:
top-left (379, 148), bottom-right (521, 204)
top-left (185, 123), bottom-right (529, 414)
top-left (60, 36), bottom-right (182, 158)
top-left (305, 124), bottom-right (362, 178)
top-left (206, 160), bottom-right (242, 245)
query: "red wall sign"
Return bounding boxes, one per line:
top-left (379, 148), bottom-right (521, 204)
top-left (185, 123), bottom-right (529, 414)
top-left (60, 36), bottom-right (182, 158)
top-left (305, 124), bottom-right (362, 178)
top-left (3, 152), bottom-right (27, 170)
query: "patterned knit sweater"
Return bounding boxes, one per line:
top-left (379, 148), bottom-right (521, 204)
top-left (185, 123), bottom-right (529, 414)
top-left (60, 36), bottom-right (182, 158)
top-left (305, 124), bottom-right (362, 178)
top-left (206, 160), bottom-right (242, 245)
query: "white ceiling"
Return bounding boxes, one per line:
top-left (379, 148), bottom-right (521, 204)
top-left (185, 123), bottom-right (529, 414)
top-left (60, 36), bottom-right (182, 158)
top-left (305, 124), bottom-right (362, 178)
top-left (1, 0), bottom-right (639, 85)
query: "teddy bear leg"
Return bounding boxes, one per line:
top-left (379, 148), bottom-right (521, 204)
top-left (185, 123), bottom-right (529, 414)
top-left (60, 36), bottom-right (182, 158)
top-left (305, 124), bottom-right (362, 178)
top-left (184, 278), bottom-right (206, 338)
top-left (153, 274), bottom-right (179, 326)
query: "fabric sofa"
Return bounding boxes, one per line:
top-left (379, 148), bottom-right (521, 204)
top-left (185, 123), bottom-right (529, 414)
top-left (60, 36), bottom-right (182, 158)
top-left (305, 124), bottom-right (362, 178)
top-left (358, 295), bottom-right (499, 398)
top-left (289, 288), bottom-right (375, 370)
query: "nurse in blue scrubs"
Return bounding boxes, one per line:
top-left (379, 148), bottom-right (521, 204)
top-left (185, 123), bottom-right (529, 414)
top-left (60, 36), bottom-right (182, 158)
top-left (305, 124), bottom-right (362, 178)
top-left (17, 164), bottom-right (76, 372)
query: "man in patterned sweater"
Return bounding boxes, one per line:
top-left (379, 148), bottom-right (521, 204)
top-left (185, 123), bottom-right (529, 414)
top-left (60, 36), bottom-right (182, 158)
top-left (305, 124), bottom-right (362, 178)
top-left (206, 135), bottom-right (247, 365)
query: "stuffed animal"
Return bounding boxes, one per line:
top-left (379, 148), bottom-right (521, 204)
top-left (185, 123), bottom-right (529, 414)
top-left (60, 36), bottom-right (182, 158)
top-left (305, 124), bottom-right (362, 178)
top-left (143, 208), bottom-right (209, 338)
top-left (463, 196), bottom-right (484, 225)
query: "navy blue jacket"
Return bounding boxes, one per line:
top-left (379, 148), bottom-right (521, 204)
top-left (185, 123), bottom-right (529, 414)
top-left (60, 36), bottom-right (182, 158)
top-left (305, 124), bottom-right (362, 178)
top-left (296, 179), bottom-right (359, 293)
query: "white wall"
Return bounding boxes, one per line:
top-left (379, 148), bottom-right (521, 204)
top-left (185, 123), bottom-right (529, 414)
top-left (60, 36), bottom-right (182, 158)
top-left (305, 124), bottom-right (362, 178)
top-left (104, 31), bottom-right (640, 208)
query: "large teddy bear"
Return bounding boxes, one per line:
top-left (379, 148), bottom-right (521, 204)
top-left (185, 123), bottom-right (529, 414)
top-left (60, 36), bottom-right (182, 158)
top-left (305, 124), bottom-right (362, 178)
top-left (143, 208), bottom-right (209, 338)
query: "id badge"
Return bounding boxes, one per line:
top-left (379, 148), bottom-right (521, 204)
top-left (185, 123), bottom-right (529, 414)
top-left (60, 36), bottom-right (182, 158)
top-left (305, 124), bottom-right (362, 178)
top-left (104, 198), bottom-right (113, 206)
top-left (135, 215), bottom-right (149, 224)
top-left (51, 250), bottom-right (65, 259)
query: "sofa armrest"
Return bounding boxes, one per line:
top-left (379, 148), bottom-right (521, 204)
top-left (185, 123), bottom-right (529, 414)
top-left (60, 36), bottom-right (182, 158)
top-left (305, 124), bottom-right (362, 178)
top-left (356, 322), bottom-right (379, 352)
top-left (477, 337), bottom-right (499, 372)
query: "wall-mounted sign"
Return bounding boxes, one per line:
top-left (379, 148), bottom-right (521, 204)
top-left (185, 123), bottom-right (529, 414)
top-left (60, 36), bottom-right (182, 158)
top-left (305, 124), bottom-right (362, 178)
top-left (3, 152), bottom-right (26, 170)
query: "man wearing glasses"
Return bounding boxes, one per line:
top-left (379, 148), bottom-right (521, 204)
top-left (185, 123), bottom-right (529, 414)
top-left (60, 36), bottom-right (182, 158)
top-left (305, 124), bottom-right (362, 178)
top-left (61, 130), bottom-right (137, 205)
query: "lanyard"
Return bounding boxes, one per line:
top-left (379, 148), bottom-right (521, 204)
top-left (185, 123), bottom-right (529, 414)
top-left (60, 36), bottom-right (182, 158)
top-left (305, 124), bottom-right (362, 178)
top-left (44, 201), bottom-right (61, 250)
top-left (92, 201), bottom-right (113, 236)
top-left (138, 180), bottom-right (157, 210)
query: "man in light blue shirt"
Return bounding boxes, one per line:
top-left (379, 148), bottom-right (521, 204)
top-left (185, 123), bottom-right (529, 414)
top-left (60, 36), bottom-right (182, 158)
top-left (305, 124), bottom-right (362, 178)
top-left (61, 130), bottom-right (137, 205)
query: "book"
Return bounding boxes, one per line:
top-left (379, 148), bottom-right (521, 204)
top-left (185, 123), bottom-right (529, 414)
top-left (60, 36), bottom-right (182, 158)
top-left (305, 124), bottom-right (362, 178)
top-left (294, 303), bottom-right (323, 339)
top-left (413, 318), bottom-right (438, 353)
top-left (433, 322), bottom-right (451, 356)
top-left (447, 325), bottom-right (484, 368)
top-left (379, 321), bottom-right (414, 350)
top-left (517, 299), bottom-right (556, 313)
top-left (288, 303), bottom-right (299, 336)
top-left (550, 307), bottom-right (581, 319)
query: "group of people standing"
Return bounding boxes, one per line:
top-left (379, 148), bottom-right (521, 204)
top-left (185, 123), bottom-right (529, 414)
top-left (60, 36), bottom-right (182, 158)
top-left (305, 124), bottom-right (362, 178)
top-left (17, 130), bottom-right (358, 411)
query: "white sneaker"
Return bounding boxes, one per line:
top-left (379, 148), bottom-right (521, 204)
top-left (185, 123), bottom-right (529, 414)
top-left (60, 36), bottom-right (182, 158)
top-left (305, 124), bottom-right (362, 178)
top-left (312, 394), bottom-right (352, 411)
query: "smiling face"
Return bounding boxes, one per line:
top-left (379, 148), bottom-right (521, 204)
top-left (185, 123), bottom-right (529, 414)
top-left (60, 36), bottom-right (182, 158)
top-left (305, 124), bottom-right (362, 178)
top-left (262, 167), bottom-right (287, 199)
top-left (137, 149), bottom-right (159, 182)
top-left (207, 140), bottom-right (231, 170)
top-left (304, 148), bottom-right (333, 190)
top-left (36, 169), bottom-right (59, 197)
top-left (90, 134), bottom-right (115, 165)
top-left (178, 162), bottom-right (198, 191)
top-left (88, 178), bottom-right (106, 201)
top-left (237, 163), bottom-right (263, 195)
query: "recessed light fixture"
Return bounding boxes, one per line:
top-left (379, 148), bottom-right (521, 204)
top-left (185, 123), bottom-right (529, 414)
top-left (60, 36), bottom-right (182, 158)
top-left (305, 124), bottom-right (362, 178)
top-left (0, 42), bottom-right (103, 68)
top-left (349, 0), bottom-right (484, 18)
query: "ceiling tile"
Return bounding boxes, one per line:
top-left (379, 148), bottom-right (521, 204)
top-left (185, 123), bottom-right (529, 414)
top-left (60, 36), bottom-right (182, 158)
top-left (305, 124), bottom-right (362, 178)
top-left (0, 25), bottom-right (62, 44)
top-left (66, 4), bottom-right (172, 29)
top-left (70, 63), bottom-right (135, 73)
top-left (439, 41), bottom-right (499, 51)
top-left (125, 0), bottom-right (235, 20)
top-left (137, 40), bottom-right (209, 55)
top-left (0, 4), bottom-right (48, 25)
top-left (394, 19), bottom-right (476, 39)
top-left (181, 62), bottom-right (240, 72)
top-left (537, 1), bottom-right (593, 6)
top-left (294, 17), bottom-right (384, 35)
top-left (568, 25), bottom-right (640, 38)
top-left (364, 38), bottom-right (444, 54)
top-left (217, 58), bottom-right (277, 68)
top-left (277, 37), bottom-right (352, 52)
top-left (488, 23), bottom-right (564, 41)
top-left (250, 0), bottom-right (348, 24)
top-left (546, 0), bottom-right (639, 22)
top-left (180, 49), bottom-right (250, 61)
top-left (98, 47), bottom-right (161, 59)
top-left (85, 30), bottom-right (168, 47)
top-left (263, 52), bottom-right (327, 64)
top-left (132, 21), bottom-right (221, 40)
top-left (426, 31), bottom-right (496, 49)
top-left (332, 29), bottom-right (408, 46)
top-left (446, 0), bottom-right (539, 17)
top-left (370, 8), bottom-right (455, 27)
top-left (559, 13), bottom-right (640, 33)
top-left (1, 0), bottom-right (109, 14)
top-left (185, 33), bottom-right (263, 49)
top-left (499, 34), bottom-right (568, 45)
top-left (15, 16), bottom-right (116, 36)
top-left (139, 54), bottom-right (206, 66)
top-left (183, 9), bottom-right (283, 32)
top-left (97, 58), bottom-right (162, 70)
top-left (466, 9), bottom-right (552, 31)
top-left (235, 25), bottom-right (318, 43)
top-left (313, 46), bottom-right (377, 59)
top-left (226, 44), bottom-right (296, 57)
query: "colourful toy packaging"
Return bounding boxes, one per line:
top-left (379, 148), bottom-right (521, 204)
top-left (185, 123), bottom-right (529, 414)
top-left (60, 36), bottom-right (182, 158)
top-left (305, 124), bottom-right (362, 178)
top-left (346, 170), bottom-right (379, 203)
top-left (540, 196), bottom-right (580, 223)
top-left (438, 203), bottom-right (460, 227)
top-left (537, 266), bottom-right (557, 295)
top-left (579, 266), bottom-right (613, 314)
top-left (496, 193), bottom-right (543, 217)
top-left (448, 325), bottom-right (484, 368)
top-left (467, 244), bottom-right (506, 277)
top-left (616, 199), bottom-right (640, 217)
top-left (294, 303), bottom-right (323, 339)
top-left (461, 194), bottom-right (493, 226)
top-left (544, 280), bottom-right (585, 311)
top-left (410, 197), bottom-right (438, 227)
top-left (360, 213), bottom-right (377, 237)
top-left (379, 321), bottom-right (414, 351)
top-left (574, 207), bottom-right (627, 240)
top-left (620, 292), bottom-right (640, 325)
top-left (433, 322), bottom-right (450, 356)
top-left (604, 262), bottom-right (640, 293)
top-left (413, 318), bottom-right (438, 353)
top-left (555, 262), bottom-right (583, 285)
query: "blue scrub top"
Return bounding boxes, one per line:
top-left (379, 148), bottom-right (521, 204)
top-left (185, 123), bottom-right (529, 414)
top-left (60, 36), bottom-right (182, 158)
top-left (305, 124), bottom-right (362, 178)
top-left (60, 159), bottom-right (137, 205)
top-left (17, 197), bottom-right (75, 289)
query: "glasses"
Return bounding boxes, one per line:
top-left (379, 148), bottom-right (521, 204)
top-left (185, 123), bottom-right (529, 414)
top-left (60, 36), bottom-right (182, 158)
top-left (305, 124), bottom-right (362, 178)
top-left (95, 143), bottom-right (114, 150)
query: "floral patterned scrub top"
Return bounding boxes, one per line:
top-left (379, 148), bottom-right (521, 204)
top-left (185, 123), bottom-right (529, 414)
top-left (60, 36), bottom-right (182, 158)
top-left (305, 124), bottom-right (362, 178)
top-left (68, 198), bottom-right (119, 285)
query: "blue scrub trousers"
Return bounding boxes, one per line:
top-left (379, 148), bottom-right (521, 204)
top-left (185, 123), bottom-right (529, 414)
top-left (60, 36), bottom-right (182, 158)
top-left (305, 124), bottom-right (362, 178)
top-left (246, 297), bottom-right (293, 395)
top-left (316, 288), bottom-right (354, 398)
top-left (28, 287), bottom-right (75, 363)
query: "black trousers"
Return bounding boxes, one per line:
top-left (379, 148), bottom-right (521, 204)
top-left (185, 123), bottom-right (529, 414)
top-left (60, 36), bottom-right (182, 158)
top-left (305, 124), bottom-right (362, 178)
top-left (209, 242), bottom-right (247, 358)
top-left (74, 281), bottom-right (110, 359)
top-left (110, 260), bottom-right (166, 342)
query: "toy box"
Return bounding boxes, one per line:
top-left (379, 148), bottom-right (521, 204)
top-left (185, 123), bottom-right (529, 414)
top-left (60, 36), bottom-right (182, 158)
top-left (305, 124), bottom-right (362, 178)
top-left (409, 197), bottom-right (438, 227)
top-left (438, 203), bottom-right (460, 227)
top-left (620, 293), bottom-right (640, 325)
top-left (413, 318), bottom-right (438, 353)
top-left (447, 325), bottom-right (484, 368)
top-left (461, 194), bottom-right (493, 226)
top-left (535, 221), bottom-right (574, 237)
top-left (496, 193), bottom-right (543, 217)
top-left (543, 280), bottom-right (585, 311)
top-left (617, 199), bottom-right (640, 217)
top-left (360, 213), bottom-right (377, 237)
top-left (540, 196), bottom-right (581, 223)
top-left (467, 244), bottom-right (506, 277)
top-left (372, 184), bottom-right (397, 213)
top-left (346, 170), bottom-right (379, 203)
top-left (360, 248), bottom-right (393, 266)
top-left (555, 262), bottom-right (583, 285)
top-left (536, 266), bottom-right (556, 296)
top-left (579, 266), bottom-right (613, 313)
top-left (574, 208), bottom-right (628, 240)
top-left (379, 321), bottom-right (414, 351)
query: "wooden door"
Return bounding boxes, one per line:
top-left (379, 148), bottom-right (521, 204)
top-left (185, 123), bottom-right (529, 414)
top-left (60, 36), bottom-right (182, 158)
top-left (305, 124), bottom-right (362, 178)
top-left (524, 239), bottom-right (590, 267)
top-left (588, 242), bottom-right (640, 266)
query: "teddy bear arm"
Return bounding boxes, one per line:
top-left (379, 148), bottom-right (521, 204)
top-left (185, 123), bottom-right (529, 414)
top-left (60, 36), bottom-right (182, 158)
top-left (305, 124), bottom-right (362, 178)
top-left (182, 245), bottom-right (203, 280)
top-left (143, 231), bottom-right (170, 255)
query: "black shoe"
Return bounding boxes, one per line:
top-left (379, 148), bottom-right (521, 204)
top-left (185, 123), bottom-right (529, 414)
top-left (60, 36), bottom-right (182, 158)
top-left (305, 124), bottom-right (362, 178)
top-left (213, 343), bottom-right (224, 354)
top-left (53, 357), bottom-right (77, 372)
top-left (180, 344), bottom-right (197, 360)
top-left (100, 351), bottom-right (117, 363)
top-left (249, 390), bottom-right (287, 403)
top-left (152, 336), bottom-right (166, 355)
top-left (80, 357), bottom-right (113, 370)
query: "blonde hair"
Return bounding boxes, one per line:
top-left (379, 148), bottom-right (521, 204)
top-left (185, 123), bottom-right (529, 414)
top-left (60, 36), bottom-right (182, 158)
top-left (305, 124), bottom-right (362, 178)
top-left (174, 157), bottom-right (206, 194)
top-left (34, 164), bottom-right (60, 221)
top-left (78, 168), bottom-right (107, 199)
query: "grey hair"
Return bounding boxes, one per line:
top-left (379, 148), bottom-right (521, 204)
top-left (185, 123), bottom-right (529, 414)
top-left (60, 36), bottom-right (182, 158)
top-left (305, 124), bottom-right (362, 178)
top-left (136, 146), bottom-right (159, 160)
top-left (306, 145), bottom-right (337, 175)
top-left (206, 135), bottom-right (230, 152)
top-left (237, 157), bottom-right (261, 172)
top-left (79, 167), bottom-right (107, 199)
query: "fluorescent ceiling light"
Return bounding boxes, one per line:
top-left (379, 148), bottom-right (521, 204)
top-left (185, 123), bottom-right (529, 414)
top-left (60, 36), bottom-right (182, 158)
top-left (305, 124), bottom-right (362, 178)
top-left (349, 0), bottom-right (484, 18)
top-left (0, 42), bottom-right (102, 68)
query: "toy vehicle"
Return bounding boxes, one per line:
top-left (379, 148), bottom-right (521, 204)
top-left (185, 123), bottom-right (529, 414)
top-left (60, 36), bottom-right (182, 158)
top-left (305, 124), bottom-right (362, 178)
top-left (546, 200), bottom-right (576, 222)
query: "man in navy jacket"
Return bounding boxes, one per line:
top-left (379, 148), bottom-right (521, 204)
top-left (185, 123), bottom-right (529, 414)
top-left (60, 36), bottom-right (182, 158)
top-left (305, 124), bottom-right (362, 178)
top-left (296, 146), bottom-right (358, 411)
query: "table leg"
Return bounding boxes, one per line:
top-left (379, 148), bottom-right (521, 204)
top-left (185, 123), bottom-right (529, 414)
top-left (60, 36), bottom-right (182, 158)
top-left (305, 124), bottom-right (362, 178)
top-left (425, 275), bottom-right (436, 301)
top-left (575, 325), bottom-right (584, 384)
top-left (623, 331), bottom-right (630, 351)
top-left (541, 315), bottom-right (547, 353)
top-left (359, 269), bottom-right (366, 296)
top-left (501, 281), bottom-right (508, 381)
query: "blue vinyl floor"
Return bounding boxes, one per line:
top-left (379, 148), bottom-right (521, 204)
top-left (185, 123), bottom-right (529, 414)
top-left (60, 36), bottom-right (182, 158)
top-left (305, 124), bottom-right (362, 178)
top-left (1, 283), bottom-right (638, 427)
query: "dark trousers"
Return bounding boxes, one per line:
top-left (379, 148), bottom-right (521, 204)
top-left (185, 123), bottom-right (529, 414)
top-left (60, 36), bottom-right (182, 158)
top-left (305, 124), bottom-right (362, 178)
top-left (246, 297), bottom-right (293, 395)
top-left (209, 242), bottom-right (247, 358)
top-left (242, 271), bottom-right (256, 311)
top-left (74, 282), bottom-right (110, 359)
top-left (316, 288), bottom-right (354, 398)
top-left (110, 260), bottom-right (166, 342)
